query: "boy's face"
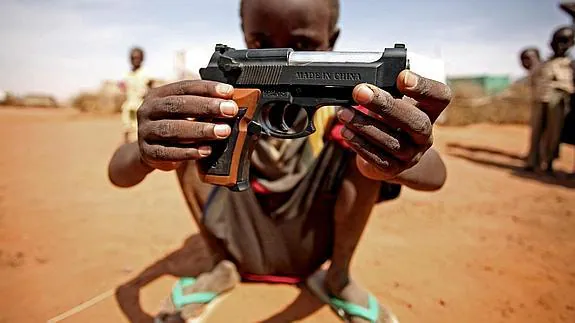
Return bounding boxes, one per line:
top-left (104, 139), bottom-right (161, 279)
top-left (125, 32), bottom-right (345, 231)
top-left (241, 0), bottom-right (339, 51)
top-left (551, 29), bottom-right (574, 57)
top-left (520, 51), bottom-right (539, 71)
top-left (130, 50), bottom-right (144, 69)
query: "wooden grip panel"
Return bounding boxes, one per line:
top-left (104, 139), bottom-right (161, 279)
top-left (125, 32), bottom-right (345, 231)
top-left (197, 88), bottom-right (262, 188)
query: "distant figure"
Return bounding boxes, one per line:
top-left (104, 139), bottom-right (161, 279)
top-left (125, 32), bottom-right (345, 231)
top-left (521, 47), bottom-right (544, 172)
top-left (520, 47), bottom-right (541, 72)
top-left (119, 47), bottom-right (153, 143)
top-left (530, 26), bottom-right (575, 174)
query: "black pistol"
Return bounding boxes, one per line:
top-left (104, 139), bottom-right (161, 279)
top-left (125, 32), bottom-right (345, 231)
top-left (198, 44), bottom-right (408, 191)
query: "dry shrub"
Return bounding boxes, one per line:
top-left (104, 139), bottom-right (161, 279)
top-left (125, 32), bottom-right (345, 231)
top-left (442, 80), bottom-right (531, 126)
top-left (70, 92), bottom-right (100, 112)
top-left (0, 92), bottom-right (24, 107)
top-left (70, 78), bottom-right (176, 114)
top-left (71, 80), bottom-right (126, 114)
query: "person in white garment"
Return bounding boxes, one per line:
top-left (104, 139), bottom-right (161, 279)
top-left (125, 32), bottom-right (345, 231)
top-left (119, 47), bottom-right (153, 143)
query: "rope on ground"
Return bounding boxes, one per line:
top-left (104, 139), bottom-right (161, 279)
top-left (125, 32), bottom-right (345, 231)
top-left (46, 288), bottom-right (115, 323)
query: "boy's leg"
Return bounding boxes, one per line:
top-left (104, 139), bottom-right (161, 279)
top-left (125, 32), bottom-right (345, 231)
top-left (176, 161), bottom-right (230, 266)
top-left (526, 102), bottom-right (546, 171)
top-left (153, 163), bottom-right (240, 322)
top-left (543, 96), bottom-right (568, 172)
top-left (313, 159), bottom-right (398, 322)
top-left (326, 160), bottom-right (380, 296)
top-left (121, 106), bottom-right (129, 142)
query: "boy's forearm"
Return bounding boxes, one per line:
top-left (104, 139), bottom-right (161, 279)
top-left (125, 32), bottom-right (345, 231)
top-left (386, 148), bottom-right (446, 191)
top-left (108, 142), bottom-right (154, 188)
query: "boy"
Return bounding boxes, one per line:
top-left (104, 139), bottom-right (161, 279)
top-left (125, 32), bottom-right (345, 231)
top-left (108, 0), bottom-right (451, 322)
top-left (119, 47), bottom-right (153, 143)
top-left (532, 26), bottom-right (575, 174)
top-left (520, 47), bottom-right (545, 171)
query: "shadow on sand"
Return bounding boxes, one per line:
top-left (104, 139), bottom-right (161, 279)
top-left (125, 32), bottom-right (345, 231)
top-left (446, 143), bottom-right (575, 189)
top-left (114, 234), bottom-right (324, 323)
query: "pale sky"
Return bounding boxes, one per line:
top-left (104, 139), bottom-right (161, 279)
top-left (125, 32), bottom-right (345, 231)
top-left (0, 0), bottom-right (569, 100)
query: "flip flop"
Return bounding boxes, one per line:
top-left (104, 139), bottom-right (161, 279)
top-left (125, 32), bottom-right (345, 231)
top-left (306, 271), bottom-right (400, 323)
top-left (155, 277), bottom-right (230, 323)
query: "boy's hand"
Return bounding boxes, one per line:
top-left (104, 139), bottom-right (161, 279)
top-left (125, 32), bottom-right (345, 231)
top-left (137, 80), bottom-right (238, 171)
top-left (337, 70), bottom-right (452, 181)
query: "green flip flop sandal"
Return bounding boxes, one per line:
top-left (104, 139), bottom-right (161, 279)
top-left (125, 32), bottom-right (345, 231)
top-left (330, 293), bottom-right (380, 322)
top-left (155, 277), bottom-right (223, 323)
top-left (172, 277), bottom-right (218, 310)
top-left (306, 271), bottom-right (400, 323)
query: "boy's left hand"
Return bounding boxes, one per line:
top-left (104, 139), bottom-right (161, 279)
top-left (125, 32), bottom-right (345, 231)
top-left (337, 70), bottom-right (451, 181)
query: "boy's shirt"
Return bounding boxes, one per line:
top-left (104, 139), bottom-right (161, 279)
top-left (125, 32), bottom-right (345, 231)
top-left (308, 105), bottom-right (337, 156)
top-left (532, 57), bottom-right (574, 103)
top-left (122, 67), bottom-right (151, 109)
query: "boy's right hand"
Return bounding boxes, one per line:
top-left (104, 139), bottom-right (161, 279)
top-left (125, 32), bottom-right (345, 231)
top-left (137, 80), bottom-right (238, 171)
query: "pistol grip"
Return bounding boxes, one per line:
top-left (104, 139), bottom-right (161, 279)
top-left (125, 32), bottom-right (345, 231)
top-left (197, 89), bottom-right (262, 191)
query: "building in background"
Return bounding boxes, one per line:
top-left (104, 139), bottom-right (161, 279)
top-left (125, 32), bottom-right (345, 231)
top-left (448, 75), bottom-right (511, 96)
top-left (173, 49), bottom-right (200, 81)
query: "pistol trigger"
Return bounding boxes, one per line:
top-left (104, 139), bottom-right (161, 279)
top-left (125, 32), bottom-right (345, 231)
top-left (306, 120), bottom-right (316, 135)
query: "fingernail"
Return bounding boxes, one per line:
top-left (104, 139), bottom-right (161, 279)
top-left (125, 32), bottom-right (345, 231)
top-left (337, 108), bottom-right (354, 123)
top-left (354, 85), bottom-right (374, 105)
top-left (214, 124), bottom-right (231, 138)
top-left (341, 127), bottom-right (354, 140)
top-left (404, 71), bottom-right (418, 89)
top-left (220, 101), bottom-right (238, 117)
top-left (216, 83), bottom-right (234, 95)
top-left (198, 146), bottom-right (212, 157)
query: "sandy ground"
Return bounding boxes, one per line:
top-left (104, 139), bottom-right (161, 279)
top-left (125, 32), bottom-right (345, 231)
top-left (0, 107), bottom-right (574, 323)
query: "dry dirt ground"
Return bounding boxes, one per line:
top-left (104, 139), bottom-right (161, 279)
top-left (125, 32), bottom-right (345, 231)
top-left (0, 107), bottom-right (574, 323)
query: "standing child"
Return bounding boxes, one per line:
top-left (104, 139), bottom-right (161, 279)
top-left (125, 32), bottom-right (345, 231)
top-left (532, 27), bottom-right (575, 174)
top-left (521, 47), bottom-right (544, 171)
top-left (519, 47), bottom-right (545, 171)
top-left (119, 47), bottom-right (153, 143)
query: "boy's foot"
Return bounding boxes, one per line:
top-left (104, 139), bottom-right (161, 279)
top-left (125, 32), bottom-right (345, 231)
top-left (306, 269), bottom-right (399, 323)
top-left (156, 260), bottom-right (240, 322)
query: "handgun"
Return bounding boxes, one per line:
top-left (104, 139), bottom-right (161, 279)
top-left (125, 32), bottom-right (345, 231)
top-left (198, 43), bottom-right (408, 191)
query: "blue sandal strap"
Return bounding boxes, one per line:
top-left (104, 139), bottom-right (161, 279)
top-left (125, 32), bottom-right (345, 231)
top-left (329, 293), bottom-right (379, 322)
top-left (172, 277), bottom-right (218, 310)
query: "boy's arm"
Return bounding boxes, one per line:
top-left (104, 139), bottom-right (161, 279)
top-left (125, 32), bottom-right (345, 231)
top-left (108, 142), bottom-right (155, 187)
top-left (382, 147), bottom-right (446, 191)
